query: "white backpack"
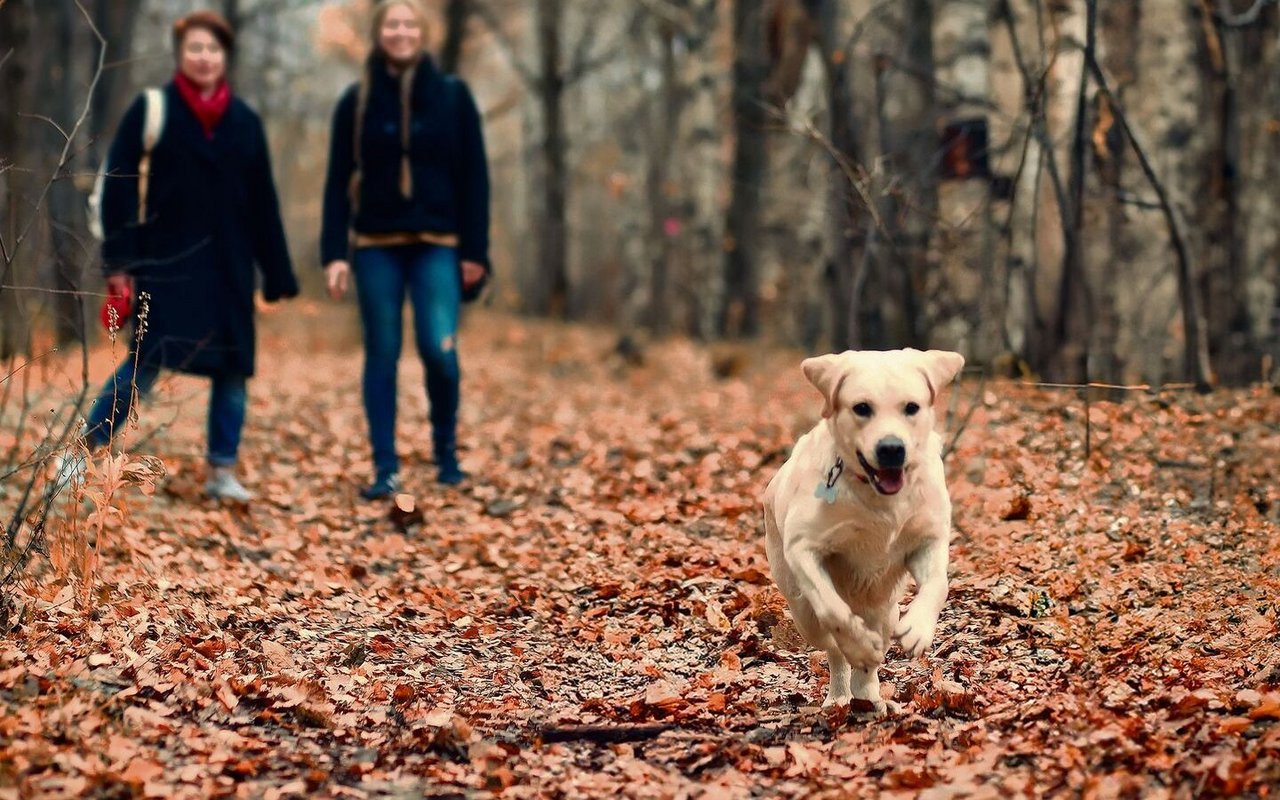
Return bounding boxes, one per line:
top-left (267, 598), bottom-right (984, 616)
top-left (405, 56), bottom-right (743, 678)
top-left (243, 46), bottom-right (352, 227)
top-left (88, 87), bottom-right (166, 241)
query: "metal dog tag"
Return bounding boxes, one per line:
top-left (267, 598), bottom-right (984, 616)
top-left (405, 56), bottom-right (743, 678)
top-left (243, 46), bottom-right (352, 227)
top-left (814, 482), bottom-right (839, 504)
top-left (814, 457), bottom-right (843, 504)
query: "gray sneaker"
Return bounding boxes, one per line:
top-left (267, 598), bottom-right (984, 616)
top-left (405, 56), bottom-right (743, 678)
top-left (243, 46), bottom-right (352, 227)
top-left (205, 466), bottom-right (254, 502)
top-left (51, 452), bottom-right (88, 494)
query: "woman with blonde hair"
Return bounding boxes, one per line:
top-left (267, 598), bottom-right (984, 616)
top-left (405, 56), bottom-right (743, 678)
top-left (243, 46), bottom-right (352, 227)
top-left (321, 0), bottom-right (491, 499)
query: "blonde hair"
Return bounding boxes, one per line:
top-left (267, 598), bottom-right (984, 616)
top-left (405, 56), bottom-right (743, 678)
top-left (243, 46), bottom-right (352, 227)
top-left (369, 0), bottom-right (429, 55)
top-left (352, 0), bottom-right (430, 203)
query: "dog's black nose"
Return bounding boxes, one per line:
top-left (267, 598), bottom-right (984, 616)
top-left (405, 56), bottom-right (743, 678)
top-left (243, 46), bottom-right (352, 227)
top-left (875, 437), bottom-right (906, 468)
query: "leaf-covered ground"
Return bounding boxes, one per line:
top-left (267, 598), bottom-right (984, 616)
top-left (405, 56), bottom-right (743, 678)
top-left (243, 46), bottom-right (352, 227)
top-left (2, 310), bottom-right (1279, 798)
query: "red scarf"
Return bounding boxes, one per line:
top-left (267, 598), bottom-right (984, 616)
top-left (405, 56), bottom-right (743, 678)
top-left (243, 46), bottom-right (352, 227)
top-left (174, 72), bottom-right (231, 139)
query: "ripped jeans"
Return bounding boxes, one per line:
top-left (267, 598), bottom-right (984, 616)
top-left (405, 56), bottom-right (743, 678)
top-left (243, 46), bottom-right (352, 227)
top-left (353, 243), bottom-right (462, 478)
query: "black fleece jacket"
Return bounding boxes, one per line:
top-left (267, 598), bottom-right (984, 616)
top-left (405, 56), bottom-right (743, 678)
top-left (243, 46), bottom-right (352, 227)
top-left (320, 55), bottom-right (490, 269)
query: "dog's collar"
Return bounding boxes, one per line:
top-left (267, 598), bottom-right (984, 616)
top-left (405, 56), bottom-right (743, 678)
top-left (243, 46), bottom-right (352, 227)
top-left (828, 456), bottom-right (869, 486)
top-left (815, 456), bottom-right (868, 504)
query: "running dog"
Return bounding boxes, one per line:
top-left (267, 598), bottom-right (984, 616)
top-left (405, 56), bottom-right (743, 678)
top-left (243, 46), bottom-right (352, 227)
top-left (763, 348), bottom-right (965, 714)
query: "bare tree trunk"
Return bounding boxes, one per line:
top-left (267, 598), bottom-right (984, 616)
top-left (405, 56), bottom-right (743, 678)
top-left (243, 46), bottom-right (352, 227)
top-left (222, 0), bottom-right (245, 89)
top-left (674, 1), bottom-right (725, 340)
top-left (0, 0), bottom-right (36, 360)
top-left (48, 0), bottom-right (89, 347)
top-left (1047, 0), bottom-right (1093, 384)
top-left (808, 0), bottom-right (864, 351)
top-left (1112, 0), bottom-right (1212, 386)
top-left (1204, 2), bottom-right (1262, 385)
top-left (720, 0), bottom-right (769, 338)
top-left (869, 0), bottom-right (937, 349)
top-left (440, 0), bottom-right (471, 74)
top-left (534, 0), bottom-right (570, 318)
top-left (1227, 2), bottom-right (1280, 379)
top-left (934, 0), bottom-right (997, 358)
top-left (1087, 0), bottom-right (1139, 386)
top-left (91, 0), bottom-right (142, 165)
top-left (1005, 0), bottom-right (1083, 379)
top-left (645, 17), bottom-right (680, 335)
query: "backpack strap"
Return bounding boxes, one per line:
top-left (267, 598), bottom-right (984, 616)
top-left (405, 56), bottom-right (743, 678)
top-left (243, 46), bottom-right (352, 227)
top-left (136, 87), bottom-right (165, 224)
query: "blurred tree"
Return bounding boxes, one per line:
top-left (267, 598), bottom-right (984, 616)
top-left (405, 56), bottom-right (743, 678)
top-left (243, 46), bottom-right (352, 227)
top-left (863, 0), bottom-right (937, 349)
top-left (439, 0), bottom-right (472, 73)
top-left (476, 0), bottom-right (622, 319)
top-left (719, 0), bottom-right (769, 338)
top-left (1, 0), bottom-right (36, 359)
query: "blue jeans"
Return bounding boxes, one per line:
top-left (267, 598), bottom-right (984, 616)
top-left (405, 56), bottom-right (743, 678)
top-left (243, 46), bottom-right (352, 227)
top-left (353, 243), bottom-right (462, 477)
top-left (85, 358), bottom-right (248, 466)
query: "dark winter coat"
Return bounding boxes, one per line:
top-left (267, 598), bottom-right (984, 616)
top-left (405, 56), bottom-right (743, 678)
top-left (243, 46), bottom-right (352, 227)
top-left (320, 55), bottom-right (490, 272)
top-left (100, 82), bottom-right (297, 377)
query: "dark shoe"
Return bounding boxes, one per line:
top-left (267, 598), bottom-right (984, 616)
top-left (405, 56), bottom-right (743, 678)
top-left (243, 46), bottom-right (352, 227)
top-left (433, 431), bottom-right (467, 486)
top-left (435, 447), bottom-right (467, 486)
top-left (360, 472), bottom-right (401, 500)
top-left (437, 463), bottom-right (468, 486)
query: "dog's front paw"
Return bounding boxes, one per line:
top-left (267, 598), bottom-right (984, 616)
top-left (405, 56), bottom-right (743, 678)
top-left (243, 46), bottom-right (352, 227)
top-left (822, 611), bottom-right (885, 669)
top-left (824, 696), bottom-right (898, 719)
top-left (894, 608), bottom-right (938, 659)
top-left (822, 690), bottom-right (854, 709)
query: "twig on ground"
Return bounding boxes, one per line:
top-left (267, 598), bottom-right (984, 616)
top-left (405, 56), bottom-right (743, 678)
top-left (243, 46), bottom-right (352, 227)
top-left (538, 723), bottom-right (676, 744)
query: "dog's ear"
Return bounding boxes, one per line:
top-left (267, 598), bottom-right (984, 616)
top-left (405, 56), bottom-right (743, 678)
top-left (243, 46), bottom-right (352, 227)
top-left (916, 350), bottom-right (965, 405)
top-left (802, 353), bottom-right (848, 418)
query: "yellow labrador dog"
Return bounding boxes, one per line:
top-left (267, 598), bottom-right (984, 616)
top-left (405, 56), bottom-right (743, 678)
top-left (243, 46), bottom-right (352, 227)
top-left (763, 348), bottom-right (964, 714)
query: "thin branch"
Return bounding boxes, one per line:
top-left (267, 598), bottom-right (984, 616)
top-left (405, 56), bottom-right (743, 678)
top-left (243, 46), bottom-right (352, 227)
top-left (539, 723), bottom-right (676, 744)
top-left (786, 111), bottom-right (886, 236)
top-left (1, 1), bottom-right (106, 283)
top-left (471, 0), bottom-right (539, 87)
top-left (997, 0), bottom-right (1074, 338)
top-left (565, 8), bottom-right (626, 85)
top-left (566, 33), bottom-right (626, 84)
top-left (17, 113), bottom-right (72, 144)
top-left (1059, 0), bottom-right (1096, 377)
top-left (1114, 190), bottom-right (1163, 211)
top-left (1215, 0), bottom-right (1274, 26)
top-left (0, 347), bottom-right (60, 384)
top-left (841, 0), bottom-right (901, 61)
top-left (566, 8), bottom-right (603, 79)
top-left (0, 284), bottom-right (108, 298)
top-left (635, 0), bottom-right (696, 33)
top-left (942, 371), bottom-right (987, 462)
top-left (870, 53), bottom-right (1009, 120)
top-left (1082, 30), bottom-right (1213, 389)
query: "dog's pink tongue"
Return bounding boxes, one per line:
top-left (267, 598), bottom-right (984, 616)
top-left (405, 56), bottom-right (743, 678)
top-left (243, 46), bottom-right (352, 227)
top-left (876, 468), bottom-right (905, 495)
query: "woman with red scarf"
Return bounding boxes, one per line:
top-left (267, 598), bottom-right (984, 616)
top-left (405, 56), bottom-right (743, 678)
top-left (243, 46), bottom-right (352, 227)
top-left (74, 11), bottom-right (298, 502)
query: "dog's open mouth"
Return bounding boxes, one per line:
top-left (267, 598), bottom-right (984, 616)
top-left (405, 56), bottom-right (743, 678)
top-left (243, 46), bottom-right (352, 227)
top-left (856, 451), bottom-right (906, 495)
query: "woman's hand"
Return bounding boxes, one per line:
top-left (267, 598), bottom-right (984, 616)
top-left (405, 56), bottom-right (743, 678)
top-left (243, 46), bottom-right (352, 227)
top-left (461, 260), bottom-right (487, 293)
top-left (325, 260), bottom-right (351, 300)
top-left (105, 273), bottom-right (134, 297)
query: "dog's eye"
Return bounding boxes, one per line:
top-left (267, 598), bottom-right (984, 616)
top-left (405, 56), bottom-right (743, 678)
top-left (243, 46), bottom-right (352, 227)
top-left (852, 402), bottom-right (873, 417)
top-left (904, 402), bottom-right (921, 416)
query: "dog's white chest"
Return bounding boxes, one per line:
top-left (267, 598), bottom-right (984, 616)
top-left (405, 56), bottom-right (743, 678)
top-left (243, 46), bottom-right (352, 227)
top-left (811, 502), bottom-right (912, 560)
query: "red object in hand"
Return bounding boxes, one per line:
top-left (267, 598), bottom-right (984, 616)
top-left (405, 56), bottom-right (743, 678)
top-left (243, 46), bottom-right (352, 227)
top-left (100, 282), bottom-right (133, 331)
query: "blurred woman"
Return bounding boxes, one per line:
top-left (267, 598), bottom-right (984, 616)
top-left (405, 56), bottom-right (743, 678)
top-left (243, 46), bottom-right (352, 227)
top-left (321, 0), bottom-right (491, 498)
top-left (76, 10), bottom-right (298, 502)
